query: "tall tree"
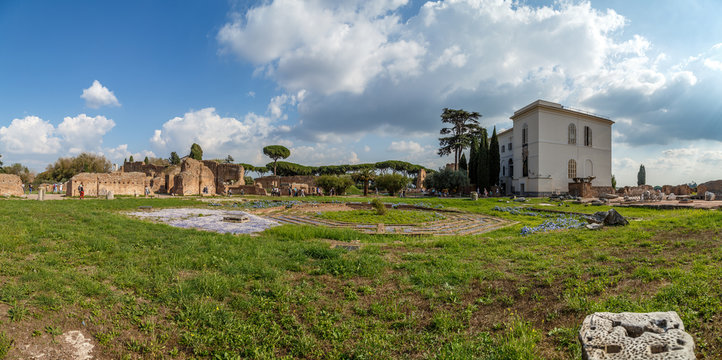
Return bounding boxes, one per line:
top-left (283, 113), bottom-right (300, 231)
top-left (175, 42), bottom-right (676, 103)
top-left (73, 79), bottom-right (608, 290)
top-left (169, 152), bottom-right (181, 165)
top-left (468, 137), bottom-right (479, 186)
top-left (351, 168), bottom-right (376, 196)
top-left (189, 143), bottom-right (203, 160)
top-left (129, 155), bottom-right (134, 162)
top-left (476, 129), bottom-right (489, 191)
top-left (488, 126), bottom-right (500, 187)
top-left (143, 156), bottom-right (149, 164)
top-left (225, 155), bottom-right (234, 164)
top-left (459, 153), bottom-right (468, 172)
top-left (437, 108), bottom-right (482, 171)
top-left (263, 145), bottom-right (291, 176)
top-left (637, 164), bottom-right (646, 186)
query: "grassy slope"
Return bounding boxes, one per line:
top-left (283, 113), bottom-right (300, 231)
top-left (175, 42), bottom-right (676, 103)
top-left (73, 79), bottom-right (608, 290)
top-left (0, 196), bottom-right (720, 359)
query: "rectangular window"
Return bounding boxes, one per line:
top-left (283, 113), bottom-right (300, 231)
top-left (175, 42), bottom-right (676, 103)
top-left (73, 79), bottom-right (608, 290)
top-left (508, 143), bottom-right (512, 150)
top-left (584, 126), bottom-right (592, 147)
top-left (501, 145), bottom-right (505, 153)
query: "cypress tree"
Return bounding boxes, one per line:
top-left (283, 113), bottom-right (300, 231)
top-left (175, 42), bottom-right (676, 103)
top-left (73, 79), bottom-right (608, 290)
top-left (459, 153), bottom-right (468, 172)
top-left (637, 164), bottom-right (646, 186)
top-left (469, 137), bottom-right (479, 186)
top-left (488, 126), bottom-right (500, 187)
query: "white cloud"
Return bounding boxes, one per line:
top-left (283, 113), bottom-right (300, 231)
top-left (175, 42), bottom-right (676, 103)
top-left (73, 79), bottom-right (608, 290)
top-left (57, 114), bottom-right (115, 153)
top-left (364, 145), bottom-right (370, 152)
top-left (0, 116), bottom-right (61, 154)
top-left (387, 140), bottom-right (423, 153)
top-left (81, 80), bottom-right (120, 108)
top-left (704, 58), bottom-right (722, 71)
top-left (150, 107), bottom-right (281, 161)
top-left (218, 0), bottom-right (425, 94)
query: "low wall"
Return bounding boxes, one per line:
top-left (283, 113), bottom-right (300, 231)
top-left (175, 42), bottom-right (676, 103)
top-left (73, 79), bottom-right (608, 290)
top-left (66, 172), bottom-right (147, 197)
top-left (0, 174), bottom-right (23, 196)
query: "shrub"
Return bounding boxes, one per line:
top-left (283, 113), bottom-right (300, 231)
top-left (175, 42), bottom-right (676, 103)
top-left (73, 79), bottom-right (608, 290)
top-left (424, 169), bottom-right (469, 193)
top-left (371, 198), bottom-right (387, 215)
top-left (375, 174), bottom-right (409, 196)
top-left (315, 175), bottom-right (354, 195)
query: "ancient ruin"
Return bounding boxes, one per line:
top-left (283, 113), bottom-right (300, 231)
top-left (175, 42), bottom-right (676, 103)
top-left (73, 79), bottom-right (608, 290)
top-left (254, 175), bottom-right (317, 194)
top-left (122, 158), bottom-right (247, 196)
top-left (697, 180), bottom-right (722, 198)
top-left (66, 172), bottom-right (146, 197)
top-left (579, 311), bottom-right (695, 359)
top-left (0, 174), bottom-right (23, 197)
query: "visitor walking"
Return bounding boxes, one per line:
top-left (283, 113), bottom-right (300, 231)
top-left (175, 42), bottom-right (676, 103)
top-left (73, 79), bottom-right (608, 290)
top-left (78, 183), bottom-right (85, 199)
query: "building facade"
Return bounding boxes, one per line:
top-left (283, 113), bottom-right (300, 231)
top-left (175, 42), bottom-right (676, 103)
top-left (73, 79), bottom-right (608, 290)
top-left (498, 100), bottom-right (613, 196)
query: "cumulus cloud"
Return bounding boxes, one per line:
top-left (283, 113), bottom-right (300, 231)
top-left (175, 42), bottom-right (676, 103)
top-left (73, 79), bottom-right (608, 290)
top-left (387, 140), bottom-right (423, 153)
top-left (57, 114), bottom-right (115, 153)
top-left (0, 113), bottom-right (117, 157)
top-left (218, 0), bottom-right (721, 149)
top-left (150, 107), bottom-right (281, 160)
top-left (81, 80), bottom-right (120, 108)
top-left (0, 116), bottom-right (61, 154)
top-left (218, 0), bottom-right (424, 94)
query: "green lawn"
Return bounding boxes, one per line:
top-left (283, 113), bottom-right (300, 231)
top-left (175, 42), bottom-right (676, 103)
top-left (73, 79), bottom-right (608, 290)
top-left (314, 209), bottom-right (446, 224)
top-left (0, 196), bottom-right (720, 359)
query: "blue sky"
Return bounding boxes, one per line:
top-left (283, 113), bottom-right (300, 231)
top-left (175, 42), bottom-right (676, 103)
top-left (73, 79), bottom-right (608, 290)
top-left (1, 0), bottom-right (721, 186)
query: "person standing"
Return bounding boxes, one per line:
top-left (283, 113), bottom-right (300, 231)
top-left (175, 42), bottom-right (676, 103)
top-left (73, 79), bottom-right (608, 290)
top-left (78, 183), bottom-right (85, 199)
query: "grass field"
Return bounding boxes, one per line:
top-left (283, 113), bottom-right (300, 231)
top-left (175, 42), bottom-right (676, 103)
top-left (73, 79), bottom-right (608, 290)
top-left (314, 209), bottom-right (446, 224)
top-left (0, 196), bottom-right (720, 359)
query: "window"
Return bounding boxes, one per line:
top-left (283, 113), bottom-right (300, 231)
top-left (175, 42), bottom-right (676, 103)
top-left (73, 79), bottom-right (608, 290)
top-left (508, 159), bottom-right (513, 178)
top-left (501, 145), bottom-right (505, 153)
top-left (502, 166), bottom-right (506, 176)
top-left (508, 143), bottom-right (512, 150)
top-left (522, 124), bottom-right (528, 145)
top-left (584, 126), bottom-right (592, 147)
top-left (568, 123), bottom-right (576, 144)
top-left (568, 159), bottom-right (577, 178)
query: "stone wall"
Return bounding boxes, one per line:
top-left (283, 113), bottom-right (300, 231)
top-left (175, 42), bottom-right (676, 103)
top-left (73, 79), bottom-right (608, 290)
top-left (661, 184), bottom-right (692, 195)
top-left (226, 184), bottom-right (267, 196)
top-left (254, 175), bottom-right (317, 192)
top-left (416, 169), bottom-right (427, 190)
top-left (616, 185), bottom-right (654, 196)
top-left (0, 174), bottom-right (23, 196)
top-left (66, 172), bottom-right (147, 197)
top-left (591, 186), bottom-right (615, 197)
top-left (168, 158), bottom-right (245, 195)
top-left (568, 182), bottom-right (592, 198)
top-left (697, 180), bottom-right (722, 196)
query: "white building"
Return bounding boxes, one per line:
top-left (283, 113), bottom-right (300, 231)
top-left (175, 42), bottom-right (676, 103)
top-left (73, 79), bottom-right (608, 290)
top-left (497, 100), bottom-right (613, 196)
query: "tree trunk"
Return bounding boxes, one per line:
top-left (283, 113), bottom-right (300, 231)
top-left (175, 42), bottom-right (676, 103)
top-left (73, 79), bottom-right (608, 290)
top-left (363, 180), bottom-right (369, 196)
top-left (273, 159), bottom-right (277, 176)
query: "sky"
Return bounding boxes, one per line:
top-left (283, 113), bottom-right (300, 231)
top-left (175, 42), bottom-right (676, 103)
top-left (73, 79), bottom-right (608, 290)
top-left (1, 0), bottom-right (721, 186)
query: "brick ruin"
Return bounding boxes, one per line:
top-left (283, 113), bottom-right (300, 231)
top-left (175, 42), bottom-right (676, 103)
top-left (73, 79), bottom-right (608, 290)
top-left (254, 175), bottom-right (317, 194)
top-left (0, 174), bottom-right (24, 196)
top-left (661, 184), bottom-right (692, 195)
top-left (697, 180), bottom-right (722, 197)
top-left (122, 158), bottom-right (246, 196)
top-left (63, 158), bottom-right (247, 197)
top-left (66, 172), bottom-right (146, 197)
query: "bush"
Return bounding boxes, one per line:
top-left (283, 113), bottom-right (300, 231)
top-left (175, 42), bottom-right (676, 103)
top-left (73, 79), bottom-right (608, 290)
top-left (315, 175), bottom-right (354, 195)
top-left (375, 174), bottom-right (409, 196)
top-left (371, 198), bottom-right (387, 215)
top-left (424, 169), bottom-right (469, 193)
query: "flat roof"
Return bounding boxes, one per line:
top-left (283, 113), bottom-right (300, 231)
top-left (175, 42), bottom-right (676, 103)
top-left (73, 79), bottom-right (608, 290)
top-left (511, 99), bottom-right (614, 124)
top-left (497, 127), bottom-right (513, 136)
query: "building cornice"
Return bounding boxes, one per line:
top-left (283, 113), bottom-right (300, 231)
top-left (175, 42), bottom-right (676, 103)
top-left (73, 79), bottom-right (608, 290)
top-left (510, 99), bottom-right (615, 125)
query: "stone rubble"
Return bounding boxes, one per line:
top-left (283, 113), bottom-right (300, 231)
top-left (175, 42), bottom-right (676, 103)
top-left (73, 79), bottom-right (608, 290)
top-left (579, 311), bottom-right (695, 360)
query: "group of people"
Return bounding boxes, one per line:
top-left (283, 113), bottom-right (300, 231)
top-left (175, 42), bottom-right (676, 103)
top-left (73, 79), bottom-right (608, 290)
top-left (21, 183), bottom-right (65, 194)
